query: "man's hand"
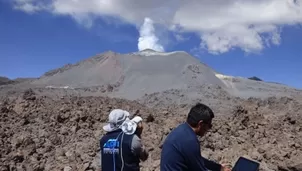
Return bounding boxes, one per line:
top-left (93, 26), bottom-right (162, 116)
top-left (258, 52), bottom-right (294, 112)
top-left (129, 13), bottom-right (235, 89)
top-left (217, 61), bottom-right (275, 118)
top-left (136, 122), bottom-right (143, 138)
top-left (221, 163), bottom-right (232, 171)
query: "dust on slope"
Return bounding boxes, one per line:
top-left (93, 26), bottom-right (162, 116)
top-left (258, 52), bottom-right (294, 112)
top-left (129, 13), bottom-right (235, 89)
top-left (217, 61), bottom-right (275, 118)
top-left (25, 50), bottom-right (302, 104)
top-left (32, 51), bottom-right (123, 88)
top-left (215, 73), bottom-right (302, 99)
top-left (1, 89), bottom-right (302, 171)
top-left (30, 51), bottom-right (227, 100)
top-left (113, 51), bottom-right (226, 100)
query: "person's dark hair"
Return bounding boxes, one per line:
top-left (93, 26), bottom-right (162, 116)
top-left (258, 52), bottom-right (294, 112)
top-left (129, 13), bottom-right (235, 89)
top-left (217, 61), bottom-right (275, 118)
top-left (186, 103), bottom-right (214, 127)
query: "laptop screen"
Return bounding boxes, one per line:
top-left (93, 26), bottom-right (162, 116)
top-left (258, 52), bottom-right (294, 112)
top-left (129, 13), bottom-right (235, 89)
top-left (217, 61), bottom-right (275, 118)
top-left (232, 157), bottom-right (260, 171)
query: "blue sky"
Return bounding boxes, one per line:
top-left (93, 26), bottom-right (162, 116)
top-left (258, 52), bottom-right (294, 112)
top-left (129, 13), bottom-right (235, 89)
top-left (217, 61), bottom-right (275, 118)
top-left (1, 0), bottom-right (302, 88)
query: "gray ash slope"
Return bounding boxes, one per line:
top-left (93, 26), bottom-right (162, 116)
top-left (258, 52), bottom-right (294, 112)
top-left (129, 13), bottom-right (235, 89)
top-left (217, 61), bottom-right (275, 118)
top-left (3, 49), bottom-right (302, 105)
top-left (32, 50), bottom-right (225, 98)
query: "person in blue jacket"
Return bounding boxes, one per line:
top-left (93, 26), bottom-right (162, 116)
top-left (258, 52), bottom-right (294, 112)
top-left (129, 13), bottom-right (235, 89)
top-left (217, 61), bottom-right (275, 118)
top-left (160, 103), bottom-right (231, 171)
top-left (100, 109), bottom-right (149, 171)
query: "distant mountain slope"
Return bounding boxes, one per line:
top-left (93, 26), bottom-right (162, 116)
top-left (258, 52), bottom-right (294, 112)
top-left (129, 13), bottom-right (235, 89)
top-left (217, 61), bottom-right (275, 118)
top-left (0, 76), bottom-right (36, 86)
top-left (32, 50), bottom-right (227, 99)
top-left (29, 50), bottom-right (301, 100)
top-left (0, 76), bottom-right (13, 85)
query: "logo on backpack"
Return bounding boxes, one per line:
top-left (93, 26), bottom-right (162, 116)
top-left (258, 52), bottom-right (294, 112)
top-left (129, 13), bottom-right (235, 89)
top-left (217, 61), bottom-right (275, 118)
top-left (103, 139), bottom-right (120, 154)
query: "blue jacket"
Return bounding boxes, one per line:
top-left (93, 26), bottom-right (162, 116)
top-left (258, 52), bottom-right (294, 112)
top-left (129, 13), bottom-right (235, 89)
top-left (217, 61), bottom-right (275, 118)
top-left (160, 123), bottom-right (222, 171)
top-left (100, 129), bottom-right (140, 171)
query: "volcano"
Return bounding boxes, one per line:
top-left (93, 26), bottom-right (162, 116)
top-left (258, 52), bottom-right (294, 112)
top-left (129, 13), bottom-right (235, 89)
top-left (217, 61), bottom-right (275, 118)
top-left (28, 50), bottom-right (300, 100)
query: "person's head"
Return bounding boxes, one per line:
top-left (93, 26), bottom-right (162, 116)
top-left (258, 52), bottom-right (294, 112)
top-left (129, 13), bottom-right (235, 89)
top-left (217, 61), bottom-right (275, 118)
top-left (186, 103), bottom-right (214, 137)
top-left (103, 109), bottom-right (130, 132)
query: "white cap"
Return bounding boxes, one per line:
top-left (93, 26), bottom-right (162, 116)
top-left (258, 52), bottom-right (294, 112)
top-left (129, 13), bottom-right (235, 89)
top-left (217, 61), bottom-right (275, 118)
top-left (103, 109), bottom-right (130, 132)
top-left (132, 116), bottom-right (143, 123)
top-left (120, 116), bottom-right (143, 135)
top-left (121, 119), bottom-right (137, 135)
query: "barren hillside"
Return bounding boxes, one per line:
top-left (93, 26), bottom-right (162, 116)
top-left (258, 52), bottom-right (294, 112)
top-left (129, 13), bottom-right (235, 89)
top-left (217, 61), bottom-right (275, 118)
top-left (21, 49), bottom-right (301, 102)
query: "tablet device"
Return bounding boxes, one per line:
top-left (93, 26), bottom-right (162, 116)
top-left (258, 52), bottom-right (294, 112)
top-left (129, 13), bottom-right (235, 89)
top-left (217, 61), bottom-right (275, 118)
top-left (232, 157), bottom-right (260, 171)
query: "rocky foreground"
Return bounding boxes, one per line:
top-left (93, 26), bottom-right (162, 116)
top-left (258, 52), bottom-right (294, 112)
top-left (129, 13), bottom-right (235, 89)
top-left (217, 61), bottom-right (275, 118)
top-left (0, 89), bottom-right (302, 171)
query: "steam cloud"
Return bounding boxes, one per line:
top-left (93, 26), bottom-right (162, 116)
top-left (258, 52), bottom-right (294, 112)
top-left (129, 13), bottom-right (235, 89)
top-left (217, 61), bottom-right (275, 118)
top-left (11, 0), bottom-right (302, 54)
top-left (138, 18), bottom-right (164, 52)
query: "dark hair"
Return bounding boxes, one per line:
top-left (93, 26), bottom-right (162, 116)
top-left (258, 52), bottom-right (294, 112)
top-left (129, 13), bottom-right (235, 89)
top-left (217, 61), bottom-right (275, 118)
top-left (186, 103), bottom-right (214, 127)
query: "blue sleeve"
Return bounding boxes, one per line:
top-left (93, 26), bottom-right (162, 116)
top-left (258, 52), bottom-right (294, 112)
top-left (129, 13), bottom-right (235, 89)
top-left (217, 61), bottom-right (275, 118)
top-left (183, 140), bottom-right (208, 171)
top-left (184, 140), bottom-right (221, 171)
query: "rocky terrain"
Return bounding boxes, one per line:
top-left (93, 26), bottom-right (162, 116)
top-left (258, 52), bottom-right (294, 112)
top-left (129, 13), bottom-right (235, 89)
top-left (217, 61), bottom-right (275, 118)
top-left (1, 50), bottom-right (302, 171)
top-left (0, 89), bottom-right (302, 171)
